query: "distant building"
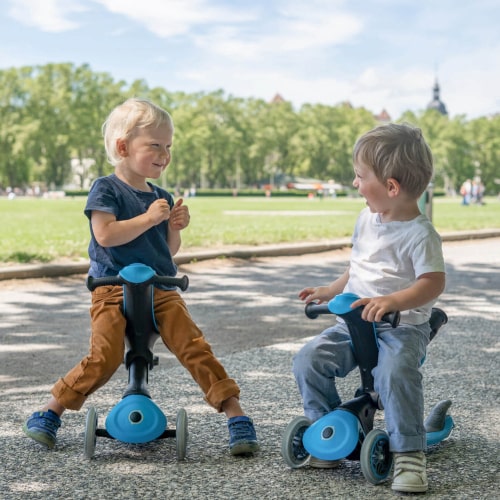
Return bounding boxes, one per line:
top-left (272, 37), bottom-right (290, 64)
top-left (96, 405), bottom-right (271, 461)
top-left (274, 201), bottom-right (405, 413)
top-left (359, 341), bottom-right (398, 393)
top-left (375, 108), bottom-right (391, 122)
top-left (270, 93), bottom-right (286, 104)
top-left (427, 79), bottom-right (448, 115)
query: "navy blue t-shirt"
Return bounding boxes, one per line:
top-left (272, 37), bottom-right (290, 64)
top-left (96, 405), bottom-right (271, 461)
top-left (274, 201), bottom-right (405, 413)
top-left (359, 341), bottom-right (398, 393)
top-left (84, 174), bottom-right (177, 284)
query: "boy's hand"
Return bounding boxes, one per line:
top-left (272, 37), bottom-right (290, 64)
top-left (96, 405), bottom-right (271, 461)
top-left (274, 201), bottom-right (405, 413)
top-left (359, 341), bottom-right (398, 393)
top-left (168, 198), bottom-right (190, 230)
top-left (298, 286), bottom-right (332, 304)
top-left (146, 198), bottom-right (172, 225)
top-left (350, 296), bottom-right (399, 322)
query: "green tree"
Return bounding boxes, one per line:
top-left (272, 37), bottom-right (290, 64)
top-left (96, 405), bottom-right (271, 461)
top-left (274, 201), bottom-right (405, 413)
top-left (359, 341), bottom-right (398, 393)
top-left (465, 115), bottom-right (500, 195)
top-left (246, 97), bottom-right (299, 187)
top-left (21, 64), bottom-right (75, 188)
top-left (0, 67), bottom-right (35, 188)
top-left (70, 65), bottom-right (126, 184)
top-left (1, 62), bottom-right (499, 196)
top-left (289, 103), bottom-right (376, 186)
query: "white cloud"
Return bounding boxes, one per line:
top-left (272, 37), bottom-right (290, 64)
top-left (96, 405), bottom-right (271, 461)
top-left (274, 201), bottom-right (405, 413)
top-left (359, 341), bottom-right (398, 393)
top-left (94, 0), bottom-right (255, 38)
top-left (349, 66), bottom-right (434, 116)
top-left (7, 0), bottom-right (86, 32)
top-left (188, 2), bottom-right (362, 60)
top-left (93, 0), bottom-right (362, 60)
top-left (440, 42), bottom-right (500, 118)
top-left (265, 3), bottom-right (363, 51)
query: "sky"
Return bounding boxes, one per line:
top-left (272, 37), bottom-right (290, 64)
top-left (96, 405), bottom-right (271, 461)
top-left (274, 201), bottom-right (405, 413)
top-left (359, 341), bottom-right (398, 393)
top-left (1, 0), bottom-right (499, 120)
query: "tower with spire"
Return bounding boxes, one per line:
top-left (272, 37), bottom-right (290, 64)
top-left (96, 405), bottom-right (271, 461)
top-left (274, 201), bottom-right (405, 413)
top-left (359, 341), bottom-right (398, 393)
top-left (427, 79), bottom-right (448, 115)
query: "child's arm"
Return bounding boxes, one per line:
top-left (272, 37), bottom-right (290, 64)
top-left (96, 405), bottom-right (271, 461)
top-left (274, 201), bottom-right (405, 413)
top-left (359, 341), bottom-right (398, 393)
top-left (299, 268), bottom-right (350, 304)
top-left (91, 198), bottom-right (189, 250)
top-left (350, 271), bottom-right (446, 322)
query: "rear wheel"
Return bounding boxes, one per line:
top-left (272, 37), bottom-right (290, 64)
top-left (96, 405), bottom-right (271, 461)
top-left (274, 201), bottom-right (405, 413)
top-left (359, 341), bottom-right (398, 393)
top-left (84, 407), bottom-right (98, 459)
top-left (360, 429), bottom-right (393, 484)
top-left (175, 408), bottom-right (188, 461)
top-left (281, 416), bottom-right (311, 468)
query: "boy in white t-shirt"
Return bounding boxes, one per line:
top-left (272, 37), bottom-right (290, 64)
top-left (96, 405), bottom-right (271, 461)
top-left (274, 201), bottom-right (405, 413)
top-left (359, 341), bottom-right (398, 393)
top-left (294, 123), bottom-right (445, 493)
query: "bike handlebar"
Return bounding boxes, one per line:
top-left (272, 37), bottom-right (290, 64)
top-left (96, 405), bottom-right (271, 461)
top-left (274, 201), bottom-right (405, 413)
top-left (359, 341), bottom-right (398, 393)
top-left (87, 273), bottom-right (189, 292)
top-left (304, 302), bottom-right (330, 319)
top-left (305, 301), bottom-right (400, 328)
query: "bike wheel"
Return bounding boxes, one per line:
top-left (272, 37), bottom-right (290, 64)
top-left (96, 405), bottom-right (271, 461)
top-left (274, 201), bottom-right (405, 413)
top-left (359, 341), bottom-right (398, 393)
top-left (281, 416), bottom-right (311, 468)
top-left (84, 407), bottom-right (98, 459)
top-left (175, 408), bottom-right (188, 461)
top-left (360, 429), bottom-right (393, 484)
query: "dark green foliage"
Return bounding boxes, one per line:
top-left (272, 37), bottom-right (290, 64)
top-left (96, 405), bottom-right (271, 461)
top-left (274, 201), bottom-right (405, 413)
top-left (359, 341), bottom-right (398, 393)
top-left (1, 63), bottom-right (499, 196)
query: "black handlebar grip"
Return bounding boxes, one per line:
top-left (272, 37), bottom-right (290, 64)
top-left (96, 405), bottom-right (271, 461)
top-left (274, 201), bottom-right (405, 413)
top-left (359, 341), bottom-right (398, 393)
top-left (305, 302), bottom-right (331, 319)
top-left (178, 274), bottom-right (189, 291)
top-left (153, 274), bottom-right (189, 291)
top-left (86, 275), bottom-right (123, 291)
top-left (381, 310), bottom-right (400, 328)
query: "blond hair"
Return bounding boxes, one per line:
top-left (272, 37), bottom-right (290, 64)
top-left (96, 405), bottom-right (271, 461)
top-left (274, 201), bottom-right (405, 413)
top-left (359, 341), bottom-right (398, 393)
top-left (353, 123), bottom-right (433, 199)
top-left (102, 97), bottom-right (174, 166)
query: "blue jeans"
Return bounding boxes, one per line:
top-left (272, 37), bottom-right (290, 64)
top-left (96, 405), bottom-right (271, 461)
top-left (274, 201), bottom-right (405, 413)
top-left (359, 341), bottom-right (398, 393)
top-left (292, 321), bottom-right (430, 452)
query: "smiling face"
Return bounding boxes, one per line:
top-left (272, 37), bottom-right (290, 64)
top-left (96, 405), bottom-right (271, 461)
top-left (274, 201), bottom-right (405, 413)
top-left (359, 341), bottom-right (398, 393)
top-left (352, 159), bottom-right (421, 222)
top-left (352, 159), bottom-right (391, 214)
top-left (116, 123), bottom-right (173, 189)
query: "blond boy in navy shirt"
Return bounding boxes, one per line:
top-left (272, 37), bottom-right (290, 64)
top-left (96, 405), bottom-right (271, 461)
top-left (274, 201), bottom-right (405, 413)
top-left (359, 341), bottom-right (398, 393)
top-left (24, 98), bottom-right (258, 456)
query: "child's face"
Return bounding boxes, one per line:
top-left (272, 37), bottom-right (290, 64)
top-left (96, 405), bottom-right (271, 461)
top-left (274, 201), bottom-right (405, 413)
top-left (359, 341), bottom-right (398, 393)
top-left (352, 160), bottom-right (391, 214)
top-left (119, 124), bottom-right (173, 180)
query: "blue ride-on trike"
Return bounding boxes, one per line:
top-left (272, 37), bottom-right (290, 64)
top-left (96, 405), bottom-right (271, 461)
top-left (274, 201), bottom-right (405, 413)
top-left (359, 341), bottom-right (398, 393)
top-left (281, 292), bottom-right (454, 485)
top-left (83, 263), bottom-right (190, 460)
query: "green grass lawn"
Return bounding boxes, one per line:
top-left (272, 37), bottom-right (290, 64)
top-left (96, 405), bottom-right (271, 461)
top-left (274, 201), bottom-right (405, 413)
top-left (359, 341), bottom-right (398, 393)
top-left (1, 195), bottom-right (499, 264)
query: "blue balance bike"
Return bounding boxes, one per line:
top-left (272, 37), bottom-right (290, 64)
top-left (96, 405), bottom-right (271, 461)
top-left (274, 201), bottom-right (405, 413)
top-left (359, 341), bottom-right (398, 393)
top-left (281, 292), bottom-right (454, 484)
top-left (83, 263), bottom-right (189, 460)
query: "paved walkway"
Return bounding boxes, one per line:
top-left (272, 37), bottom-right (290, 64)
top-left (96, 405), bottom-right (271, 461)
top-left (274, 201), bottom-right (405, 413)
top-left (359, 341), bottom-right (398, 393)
top-left (0, 237), bottom-right (499, 499)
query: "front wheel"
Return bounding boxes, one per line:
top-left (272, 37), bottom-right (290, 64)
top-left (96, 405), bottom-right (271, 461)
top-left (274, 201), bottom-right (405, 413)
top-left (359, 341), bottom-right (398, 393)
top-left (281, 416), bottom-right (311, 468)
top-left (84, 407), bottom-right (98, 459)
top-left (360, 429), bottom-right (393, 484)
top-left (175, 408), bottom-right (188, 461)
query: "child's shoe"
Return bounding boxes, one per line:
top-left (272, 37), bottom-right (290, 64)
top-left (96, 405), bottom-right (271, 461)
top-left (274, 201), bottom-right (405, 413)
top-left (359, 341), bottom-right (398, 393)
top-left (228, 416), bottom-right (259, 456)
top-left (391, 451), bottom-right (428, 493)
top-left (23, 410), bottom-right (61, 449)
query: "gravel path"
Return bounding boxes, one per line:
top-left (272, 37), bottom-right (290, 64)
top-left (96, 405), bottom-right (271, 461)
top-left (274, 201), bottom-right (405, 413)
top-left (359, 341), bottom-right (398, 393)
top-left (1, 239), bottom-right (499, 499)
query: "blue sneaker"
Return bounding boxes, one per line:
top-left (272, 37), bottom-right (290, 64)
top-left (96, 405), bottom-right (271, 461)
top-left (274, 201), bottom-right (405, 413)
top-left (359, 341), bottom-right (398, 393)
top-left (23, 410), bottom-right (61, 449)
top-left (228, 416), bottom-right (259, 456)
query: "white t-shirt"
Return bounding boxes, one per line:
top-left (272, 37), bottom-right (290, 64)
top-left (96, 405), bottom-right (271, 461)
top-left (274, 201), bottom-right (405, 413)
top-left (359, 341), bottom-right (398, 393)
top-left (344, 208), bottom-right (445, 325)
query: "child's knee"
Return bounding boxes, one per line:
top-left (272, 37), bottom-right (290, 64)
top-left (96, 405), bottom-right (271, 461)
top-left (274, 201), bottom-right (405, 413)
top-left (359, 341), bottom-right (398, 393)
top-left (90, 347), bottom-right (124, 379)
top-left (293, 343), bottom-right (319, 378)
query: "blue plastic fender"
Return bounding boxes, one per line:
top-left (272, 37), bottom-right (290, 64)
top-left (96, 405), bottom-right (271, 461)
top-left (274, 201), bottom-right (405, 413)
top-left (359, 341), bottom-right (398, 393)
top-left (106, 394), bottom-right (167, 443)
top-left (303, 409), bottom-right (361, 461)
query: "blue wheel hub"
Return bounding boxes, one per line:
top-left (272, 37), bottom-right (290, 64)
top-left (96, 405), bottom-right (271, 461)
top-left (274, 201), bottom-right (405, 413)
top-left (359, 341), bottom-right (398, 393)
top-left (106, 394), bottom-right (167, 443)
top-left (303, 409), bottom-right (360, 461)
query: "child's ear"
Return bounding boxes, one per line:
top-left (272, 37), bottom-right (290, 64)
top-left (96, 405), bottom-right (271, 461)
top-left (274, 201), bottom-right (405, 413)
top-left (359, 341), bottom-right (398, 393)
top-left (386, 178), bottom-right (401, 197)
top-left (116, 138), bottom-right (128, 157)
